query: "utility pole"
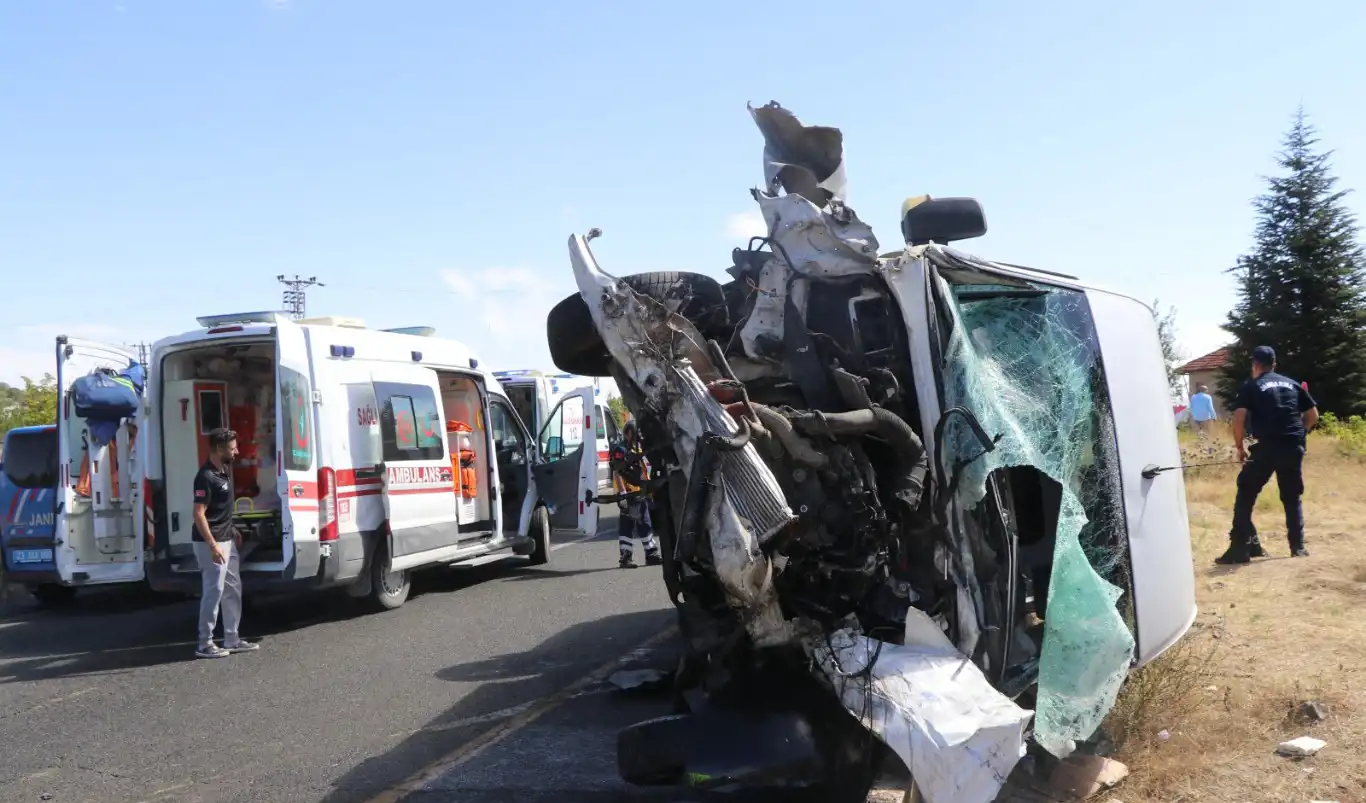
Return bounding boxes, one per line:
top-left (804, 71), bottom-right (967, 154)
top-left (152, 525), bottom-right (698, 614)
top-left (121, 342), bottom-right (151, 367)
top-left (277, 275), bottom-right (324, 320)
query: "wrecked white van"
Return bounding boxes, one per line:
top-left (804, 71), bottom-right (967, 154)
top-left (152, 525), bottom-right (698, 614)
top-left (545, 103), bottom-right (1196, 802)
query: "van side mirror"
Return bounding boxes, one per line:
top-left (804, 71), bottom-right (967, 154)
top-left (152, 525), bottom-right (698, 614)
top-left (900, 196), bottom-right (987, 246)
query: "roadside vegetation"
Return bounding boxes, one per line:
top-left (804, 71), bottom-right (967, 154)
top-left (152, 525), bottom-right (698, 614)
top-left (1103, 425), bottom-right (1365, 802)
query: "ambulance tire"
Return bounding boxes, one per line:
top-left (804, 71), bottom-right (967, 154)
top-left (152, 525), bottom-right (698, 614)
top-left (546, 272), bottom-right (728, 377)
top-left (32, 584), bottom-right (78, 608)
top-left (370, 544), bottom-right (411, 610)
top-left (526, 505), bottom-right (552, 567)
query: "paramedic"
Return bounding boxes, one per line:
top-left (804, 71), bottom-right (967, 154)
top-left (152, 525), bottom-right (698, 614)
top-left (1189, 384), bottom-right (1218, 438)
top-left (1216, 346), bottom-right (1319, 565)
top-left (192, 428), bottom-right (259, 658)
top-left (611, 420), bottom-right (662, 569)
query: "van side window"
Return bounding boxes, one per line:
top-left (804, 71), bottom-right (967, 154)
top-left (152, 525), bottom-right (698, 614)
top-left (595, 405), bottom-right (606, 440)
top-left (2, 428), bottom-right (58, 489)
top-left (489, 402), bottom-right (525, 454)
top-left (375, 381), bottom-right (445, 462)
top-left (538, 395), bottom-right (585, 461)
top-left (280, 366), bottom-right (312, 471)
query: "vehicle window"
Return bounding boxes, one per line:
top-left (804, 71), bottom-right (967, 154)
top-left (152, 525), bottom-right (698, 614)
top-left (375, 381), bottom-right (445, 462)
top-left (3, 429), bottom-right (58, 489)
top-left (489, 401), bottom-right (525, 453)
top-left (279, 365), bottom-right (312, 471)
top-left (538, 400), bottom-right (565, 460)
top-left (198, 390), bottom-right (225, 434)
top-left (412, 391), bottom-right (443, 449)
top-left (563, 396), bottom-right (585, 451)
top-left (595, 404), bottom-right (607, 439)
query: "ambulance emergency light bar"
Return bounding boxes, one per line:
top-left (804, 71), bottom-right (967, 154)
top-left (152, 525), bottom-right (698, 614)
top-left (197, 311), bottom-right (291, 328)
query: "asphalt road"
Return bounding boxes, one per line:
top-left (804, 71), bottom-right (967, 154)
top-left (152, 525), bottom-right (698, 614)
top-left (0, 516), bottom-right (683, 803)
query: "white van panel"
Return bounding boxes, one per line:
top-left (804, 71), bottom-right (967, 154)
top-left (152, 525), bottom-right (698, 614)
top-left (1086, 289), bottom-right (1197, 665)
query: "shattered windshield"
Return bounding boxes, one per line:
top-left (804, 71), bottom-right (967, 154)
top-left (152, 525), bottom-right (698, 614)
top-left (939, 276), bottom-right (1135, 756)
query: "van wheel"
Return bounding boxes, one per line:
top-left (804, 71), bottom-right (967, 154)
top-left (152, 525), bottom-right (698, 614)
top-left (526, 505), bottom-right (552, 567)
top-left (32, 584), bottom-right (78, 608)
top-left (370, 546), bottom-right (411, 610)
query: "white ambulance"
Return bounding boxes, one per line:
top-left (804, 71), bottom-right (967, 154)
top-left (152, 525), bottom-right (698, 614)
top-left (493, 370), bottom-right (621, 493)
top-left (82, 311), bottom-right (599, 610)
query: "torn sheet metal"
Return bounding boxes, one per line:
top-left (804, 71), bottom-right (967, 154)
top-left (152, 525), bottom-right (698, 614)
top-left (814, 610), bottom-right (1033, 803)
top-left (936, 271), bottom-right (1135, 757)
top-left (567, 234), bottom-right (797, 644)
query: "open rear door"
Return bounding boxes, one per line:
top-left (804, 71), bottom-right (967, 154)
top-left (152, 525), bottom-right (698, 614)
top-left (531, 386), bottom-right (598, 536)
top-left (275, 320), bottom-right (316, 579)
top-left (54, 336), bottom-right (144, 586)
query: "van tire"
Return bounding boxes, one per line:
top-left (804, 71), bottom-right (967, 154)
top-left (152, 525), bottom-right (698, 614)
top-left (370, 544), bottom-right (411, 611)
top-left (546, 272), bottom-right (729, 377)
top-left (32, 584), bottom-right (78, 608)
top-left (526, 505), bottom-right (552, 567)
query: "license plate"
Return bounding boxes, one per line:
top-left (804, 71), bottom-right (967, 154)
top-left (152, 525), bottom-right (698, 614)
top-left (11, 548), bottom-right (53, 565)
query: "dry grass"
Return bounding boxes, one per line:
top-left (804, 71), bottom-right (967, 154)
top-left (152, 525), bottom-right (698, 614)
top-left (1103, 427), bottom-right (1366, 803)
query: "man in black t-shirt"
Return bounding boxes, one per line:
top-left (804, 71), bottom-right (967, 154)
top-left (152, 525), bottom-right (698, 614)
top-left (1216, 346), bottom-right (1320, 564)
top-left (192, 428), bottom-right (259, 658)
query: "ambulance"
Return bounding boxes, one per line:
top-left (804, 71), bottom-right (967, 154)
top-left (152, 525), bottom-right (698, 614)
top-left (9, 313), bottom-right (603, 611)
top-left (492, 370), bottom-right (620, 493)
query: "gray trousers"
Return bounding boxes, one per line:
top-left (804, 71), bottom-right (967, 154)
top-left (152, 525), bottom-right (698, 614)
top-left (194, 539), bottom-right (242, 649)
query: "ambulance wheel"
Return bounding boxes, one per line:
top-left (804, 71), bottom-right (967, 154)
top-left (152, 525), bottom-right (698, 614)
top-left (32, 584), bottom-right (78, 608)
top-left (370, 547), bottom-right (411, 610)
top-left (526, 505), bottom-right (552, 567)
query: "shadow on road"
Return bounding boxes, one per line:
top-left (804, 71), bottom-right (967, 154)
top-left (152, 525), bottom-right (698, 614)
top-left (0, 560), bottom-right (541, 685)
top-left (318, 607), bottom-right (677, 803)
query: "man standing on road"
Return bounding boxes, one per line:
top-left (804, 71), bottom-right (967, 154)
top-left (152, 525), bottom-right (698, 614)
top-left (1189, 384), bottom-right (1218, 440)
top-left (193, 428), bottom-right (259, 658)
top-left (1216, 347), bottom-right (1319, 565)
top-left (610, 420), bottom-right (662, 570)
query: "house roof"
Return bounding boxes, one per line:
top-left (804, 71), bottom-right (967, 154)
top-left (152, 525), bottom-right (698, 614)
top-left (1178, 347), bottom-right (1230, 374)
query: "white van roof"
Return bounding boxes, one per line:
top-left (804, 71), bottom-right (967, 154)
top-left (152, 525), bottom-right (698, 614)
top-left (153, 312), bottom-right (490, 381)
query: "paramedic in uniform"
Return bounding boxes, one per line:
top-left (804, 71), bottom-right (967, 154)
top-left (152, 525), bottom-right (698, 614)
top-left (611, 420), bottom-right (662, 569)
top-left (192, 428), bottom-right (260, 658)
top-left (1216, 346), bottom-right (1319, 565)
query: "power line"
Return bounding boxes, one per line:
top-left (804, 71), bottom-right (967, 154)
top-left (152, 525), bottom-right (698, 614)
top-left (277, 274), bottom-right (324, 320)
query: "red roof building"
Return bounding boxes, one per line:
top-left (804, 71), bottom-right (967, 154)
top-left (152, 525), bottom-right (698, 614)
top-left (1177, 347), bottom-right (1232, 419)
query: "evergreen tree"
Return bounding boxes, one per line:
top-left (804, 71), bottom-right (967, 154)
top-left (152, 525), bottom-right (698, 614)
top-left (1220, 109), bottom-right (1366, 416)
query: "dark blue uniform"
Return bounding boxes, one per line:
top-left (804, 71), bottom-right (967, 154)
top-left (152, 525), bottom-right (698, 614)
top-left (1231, 371), bottom-right (1316, 550)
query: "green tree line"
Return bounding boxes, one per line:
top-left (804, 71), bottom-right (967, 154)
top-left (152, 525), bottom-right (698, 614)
top-left (0, 376), bottom-right (59, 442)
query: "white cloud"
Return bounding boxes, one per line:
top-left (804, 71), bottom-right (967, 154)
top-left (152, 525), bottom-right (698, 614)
top-left (436, 267), bottom-right (575, 370)
top-left (725, 210), bottom-right (768, 241)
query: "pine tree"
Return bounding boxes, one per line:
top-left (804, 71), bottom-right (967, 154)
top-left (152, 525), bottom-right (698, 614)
top-left (1220, 109), bottom-right (1366, 416)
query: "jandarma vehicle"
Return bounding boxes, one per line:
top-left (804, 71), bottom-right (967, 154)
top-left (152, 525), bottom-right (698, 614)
top-left (543, 102), bottom-right (1196, 803)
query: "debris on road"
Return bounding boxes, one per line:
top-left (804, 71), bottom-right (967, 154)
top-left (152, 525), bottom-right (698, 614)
top-left (1277, 736), bottom-right (1327, 757)
top-left (608, 668), bottom-right (672, 692)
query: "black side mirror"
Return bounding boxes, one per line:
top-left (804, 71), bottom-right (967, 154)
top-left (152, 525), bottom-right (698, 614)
top-left (901, 196), bottom-right (987, 246)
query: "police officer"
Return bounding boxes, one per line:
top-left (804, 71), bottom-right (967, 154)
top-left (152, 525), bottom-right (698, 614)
top-left (1216, 346), bottom-right (1319, 565)
top-left (611, 420), bottom-right (662, 569)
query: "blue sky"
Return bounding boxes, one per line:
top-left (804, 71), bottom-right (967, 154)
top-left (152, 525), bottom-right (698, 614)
top-left (3, 0), bottom-right (1364, 388)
